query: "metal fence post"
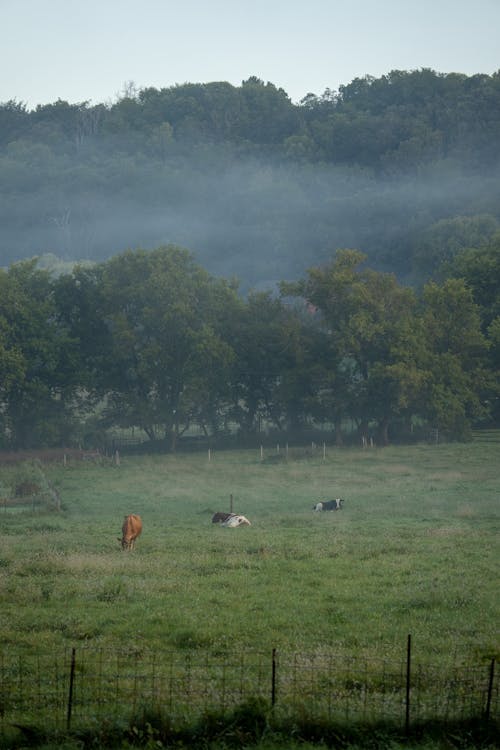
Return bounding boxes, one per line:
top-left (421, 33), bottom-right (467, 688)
top-left (67, 648), bottom-right (76, 731)
top-left (405, 634), bottom-right (411, 735)
top-left (485, 657), bottom-right (495, 722)
top-left (271, 648), bottom-right (277, 707)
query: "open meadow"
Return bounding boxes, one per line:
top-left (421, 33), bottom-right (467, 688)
top-left (1, 437), bottom-right (498, 665)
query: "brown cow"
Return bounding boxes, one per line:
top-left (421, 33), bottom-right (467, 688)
top-left (119, 514), bottom-right (142, 550)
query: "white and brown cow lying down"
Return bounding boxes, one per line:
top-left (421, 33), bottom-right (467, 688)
top-left (313, 498), bottom-right (344, 511)
top-left (212, 512), bottom-right (251, 526)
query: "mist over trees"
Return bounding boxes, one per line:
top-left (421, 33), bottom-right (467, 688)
top-left (1, 69), bottom-right (500, 288)
top-left (1, 69), bottom-right (499, 449)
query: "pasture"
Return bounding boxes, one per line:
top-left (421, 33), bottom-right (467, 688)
top-left (1, 438), bottom-right (498, 667)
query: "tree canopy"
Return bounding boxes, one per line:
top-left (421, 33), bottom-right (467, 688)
top-left (0, 245), bottom-right (497, 450)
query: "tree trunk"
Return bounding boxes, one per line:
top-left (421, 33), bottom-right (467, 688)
top-left (378, 418), bottom-right (390, 446)
top-left (170, 426), bottom-right (178, 452)
top-left (358, 419), bottom-right (369, 446)
top-left (334, 417), bottom-right (343, 446)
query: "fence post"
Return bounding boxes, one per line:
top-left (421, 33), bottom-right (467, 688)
top-left (405, 634), bottom-right (412, 735)
top-left (67, 647), bottom-right (76, 731)
top-left (271, 648), bottom-right (277, 707)
top-left (485, 657), bottom-right (495, 722)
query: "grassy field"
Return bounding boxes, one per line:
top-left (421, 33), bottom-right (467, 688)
top-left (1, 437), bottom-right (498, 667)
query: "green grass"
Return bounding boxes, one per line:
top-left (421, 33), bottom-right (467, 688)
top-left (0, 439), bottom-right (499, 665)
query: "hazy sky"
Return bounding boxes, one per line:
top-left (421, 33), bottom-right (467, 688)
top-left (1, 0), bottom-right (499, 109)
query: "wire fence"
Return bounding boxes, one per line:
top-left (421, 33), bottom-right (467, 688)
top-left (0, 643), bottom-right (497, 733)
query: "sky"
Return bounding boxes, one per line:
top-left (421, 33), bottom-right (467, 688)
top-left (1, 0), bottom-right (499, 109)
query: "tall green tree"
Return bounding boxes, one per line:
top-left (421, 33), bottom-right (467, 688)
top-left (0, 260), bottom-right (78, 447)
top-left (223, 291), bottom-right (309, 435)
top-left (283, 250), bottom-right (425, 444)
top-left (444, 232), bottom-right (500, 329)
top-left (419, 278), bottom-right (489, 438)
top-left (86, 246), bottom-right (239, 450)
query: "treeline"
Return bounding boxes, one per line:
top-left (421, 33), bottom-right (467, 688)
top-left (1, 70), bottom-right (500, 285)
top-left (3, 70), bottom-right (500, 166)
top-left (1, 243), bottom-right (498, 450)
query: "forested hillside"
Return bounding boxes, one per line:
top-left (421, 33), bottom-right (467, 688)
top-left (1, 69), bottom-right (500, 287)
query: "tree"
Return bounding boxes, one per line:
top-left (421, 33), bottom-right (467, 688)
top-left (486, 316), bottom-right (500, 422)
top-left (0, 271), bottom-right (25, 446)
top-left (444, 232), bottom-right (500, 329)
top-left (237, 77), bottom-right (299, 144)
top-left (223, 291), bottom-right (306, 436)
top-left (84, 246), bottom-right (239, 450)
top-left (281, 303), bottom-right (350, 444)
top-left (0, 260), bottom-right (78, 447)
top-left (442, 235), bottom-right (500, 423)
top-left (419, 278), bottom-right (489, 438)
top-left (412, 215), bottom-right (499, 281)
top-left (148, 121), bottom-right (174, 162)
top-left (0, 100), bottom-right (30, 147)
top-left (283, 250), bottom-right (424, 444)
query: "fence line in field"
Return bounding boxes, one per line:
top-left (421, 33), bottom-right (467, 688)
top-left (0, 641), bottom-right (497, 734)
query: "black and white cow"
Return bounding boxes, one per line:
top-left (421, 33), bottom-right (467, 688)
top-left (313, 498), bottom-right (344, 511)
top-left (212, 512), bottom-right (251, 526)
top-left (211, 511), bottom-right (235, 524)
top-left (221, 514), bottom-right (251, 527)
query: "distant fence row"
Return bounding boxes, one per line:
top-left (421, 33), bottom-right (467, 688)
top-left (0, 428), bottom-right (497, 466)
top-left (0, 642), bottom-right (497, 733)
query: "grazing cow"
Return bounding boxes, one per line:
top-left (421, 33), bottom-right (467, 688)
top-left (221, 514), bottom-right (251, 527)
top-left (313, 498), bottom-right (344, 511)
top-left (211, 511), bottom-right (236, 524)
top-left (119, 513), bottom-right (142, 550)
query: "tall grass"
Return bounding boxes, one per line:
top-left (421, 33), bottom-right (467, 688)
top-left (0, 440), bottom-right (498, 666)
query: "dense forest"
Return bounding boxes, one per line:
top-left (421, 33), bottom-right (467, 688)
top-left (1, 69), bottom-right (500, 287)
top-left (1, 70), bottom-right (499, 449)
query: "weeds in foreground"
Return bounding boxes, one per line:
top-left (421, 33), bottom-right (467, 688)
top-left (2, 704), bottom-right (498, 750)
